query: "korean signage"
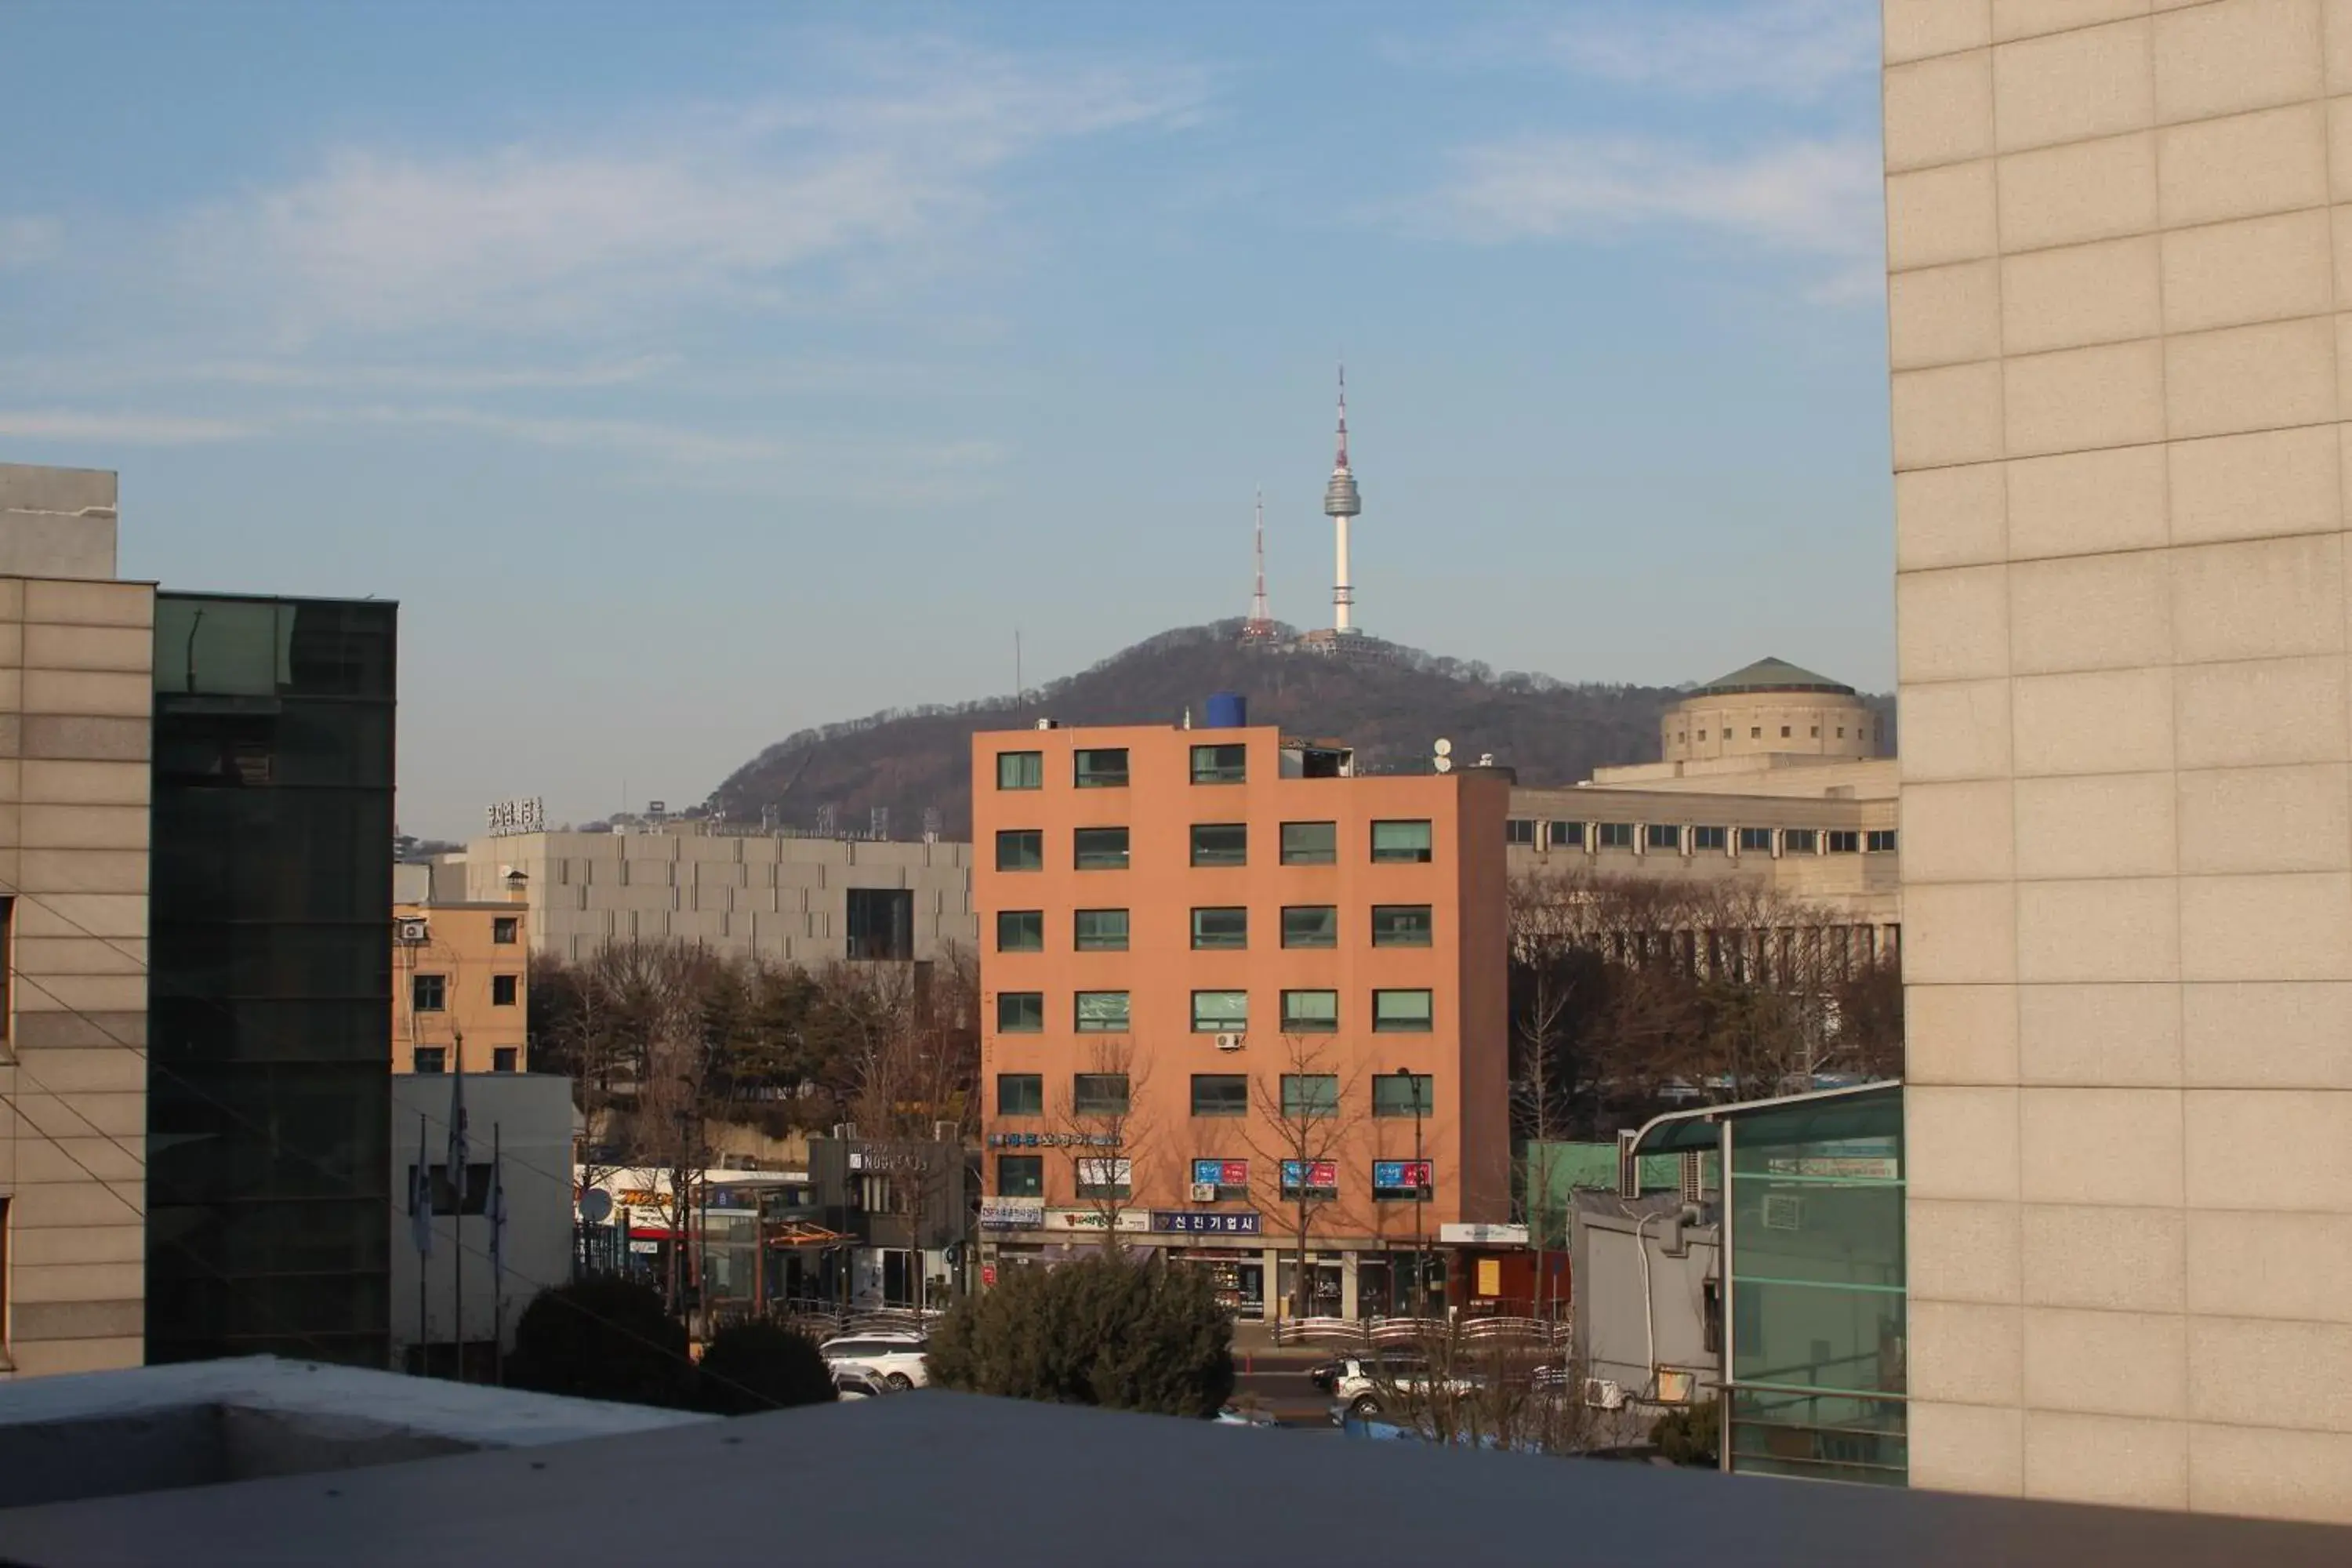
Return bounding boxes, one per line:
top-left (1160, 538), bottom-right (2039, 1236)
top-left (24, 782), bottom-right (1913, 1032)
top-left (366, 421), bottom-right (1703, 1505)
top-left (1152, 1210), bottom-right (1261, 1236)
top-left (1279, 1160), bottom-right (1338, 1189)
top-left (485, 797), bottom-right (546, 837)
top-left (978, 1197), bottom-right (1046, 1229)
top-left (988, 1131), bottom-right (1120, 1149)
top-left (1372, 1160), bottom-right (1434, 1196)
top-left (1075, 1158), bottom-right (1133, 1189)
top-left (1192, 1159), bottom-right (1248, 1188)
top-left (1045, 1208), bottom-right (1149, 1232)
top-left (1439, 1222), bottom-right (1529, 1247)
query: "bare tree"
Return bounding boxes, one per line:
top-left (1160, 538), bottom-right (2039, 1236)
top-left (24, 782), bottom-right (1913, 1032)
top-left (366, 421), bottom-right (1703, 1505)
top-left (1244, 1035), bottom-right (1368, 1324)
top-left (1052, 1037), bottom-right (1153, 1254)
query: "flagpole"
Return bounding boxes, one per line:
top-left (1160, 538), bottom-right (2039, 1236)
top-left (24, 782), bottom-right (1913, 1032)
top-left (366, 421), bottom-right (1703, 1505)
top-left (450, 1033), bottom-right (467, 1383)
top-left (414, 1112), bottom-right (430, 1377)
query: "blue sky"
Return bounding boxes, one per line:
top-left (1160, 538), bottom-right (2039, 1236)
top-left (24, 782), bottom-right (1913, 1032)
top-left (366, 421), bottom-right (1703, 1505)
top-left (0, 1), bottom-right (1890, 837)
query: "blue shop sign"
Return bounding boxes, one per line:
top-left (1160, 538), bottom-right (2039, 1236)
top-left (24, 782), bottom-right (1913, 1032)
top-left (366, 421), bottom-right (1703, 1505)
top-left (1151, 1210), bottom-right (1261, 1236)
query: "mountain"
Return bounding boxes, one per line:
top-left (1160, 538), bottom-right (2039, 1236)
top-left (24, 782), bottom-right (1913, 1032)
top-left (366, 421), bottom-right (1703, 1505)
top-left (704, 622), bottom-right (1719, 841)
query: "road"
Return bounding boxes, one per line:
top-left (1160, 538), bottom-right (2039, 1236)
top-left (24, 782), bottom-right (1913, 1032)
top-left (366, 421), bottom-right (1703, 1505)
top-left (1232, 1352), bottom-right (1334, 1428)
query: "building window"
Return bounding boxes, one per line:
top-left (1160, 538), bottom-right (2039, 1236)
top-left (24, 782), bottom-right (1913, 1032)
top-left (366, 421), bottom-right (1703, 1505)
top-left (1374, 1074), bottom-right (1433, 1117)
top-left (1075, 991), bottom-right (1131, 1032)
top-left (998, 1155), bottom-right (1044, 1197)
top-left (1697, 731), bottom-right (1707, 741)
top-left (492, 974), bottom-right (519, 1006)
top-left (1867, 830), bottom-right (1899, 853)
top-left (1596, 822), bottom-right (1634, 849)
top-left (1192, 990), bottom-right (1249, 1032)
top-left (1191, 743), bottom-right (1247, 784)
top-left (1370, 819), bottom-right (1433, 863)
top-left (1739, 827), bottom-right (1773, 853)
top-left (1073, 827), bottom-right (1129, 870)
top-left (1281, 906), bottom-right (1338, 949)
top-left (998, 909), bottom-right (1044, 952)
top-left (1780, 726), bottom-right (1791, 739)
top-left (1371, 905), bottom-right (1432, 947)
top-left (1548, 821), bottom-right (1583, 848)
top-left (1191, 907), bottom-right (1247, 949)
top-left (412, 974), bottom-right (447, 1013)
top-left (1372, 1160), bottom-right (1435, 1201)
top-left (1809, 726), bottom-right (1820, 739)
top-left (1192, 1157), bottom-right (1250, 1200)
top-left (1373, 989), bottom-right (1434, 1032)
top-left (997, 992), bottom-right (1044, 1032)
top-left (1281, 1075), bottom-right (1340, 1119)
top-left (1191, 1074), bottom-right (1249, 1117)
top-left (492, 1047), bottom-right (518, 1073)
top-left (492, 917), bottom-right (518, 945)
top-left (1504, 818), bottom-right (1536, 847)
top-left (1073, 748), bottom-right (1130, 788)
top-left (1281, 821), bottom-right (1337, 864)
top-left (846, 887), bottom-right (914, 960)
top-left (1281, 989), bottom-right (1338, 1032)
top-left (1838, 727), bottom-right (1846, 739)
top-left (996, 829), bottom-right (1044, 871)
top-left (1073, 1073), bottom-right (1131, 1117)
top-left (1828, 830), bottom-right (1860, 854)
top-left (1280, 1160), bottom-right (1338, 1200)
top-left (1691, 826), bottom-right (1728, 852)
top-left (1750, 727), bottom-right (1761, 739)
top-left (1644, 824), bottom-right (1681, 852)
top-left (998, 1073), bottom-right (1044, 1116)
top-left (1076, 1157), bottom-right (1132, 1199)
top-left (1190, 822), bottom-right (1247, 867)
top-left (997, 751), bottom-right (1044, 790)
top-left (412, 1046), bottom-right (448, 1074)
top-left (1074, 909), bottom-right (1129, 951)
top-left (1677, 733), bottom-right (1686, 744)
top-left (1784, 829), bottom-right (1820, 855)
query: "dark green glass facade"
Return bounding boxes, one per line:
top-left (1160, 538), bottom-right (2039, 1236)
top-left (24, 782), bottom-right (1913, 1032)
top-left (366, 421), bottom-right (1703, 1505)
top-left (146, 594), bottom-right (397, 1366)
top-left (1724, 1088), bottom-right (1906, 1484)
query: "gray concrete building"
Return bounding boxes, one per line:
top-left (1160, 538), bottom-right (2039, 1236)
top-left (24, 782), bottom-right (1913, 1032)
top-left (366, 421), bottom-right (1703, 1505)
top-left (0, 463), bottom-right (154, 1378)
top-left (448, 828), bottom-right (975, 965)
top-left (1885, 0), bottom-right (2352, 1521)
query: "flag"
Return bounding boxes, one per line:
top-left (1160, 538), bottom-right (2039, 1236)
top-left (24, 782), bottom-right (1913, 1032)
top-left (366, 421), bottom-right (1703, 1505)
top-left (408, 1114), bottom-right (434, 1258)
top-left (446, 1062), bottom-right (470, 1215)
top-left (487, 1146), bottom-right (508, 1280)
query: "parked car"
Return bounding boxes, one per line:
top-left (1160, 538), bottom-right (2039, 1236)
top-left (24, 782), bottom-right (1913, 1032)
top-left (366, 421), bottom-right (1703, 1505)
top-left (1306, 1358), bottom-right (1344, 1394)
top-left (832, 1369), bottom-right (891, 1401)
top-left (1327, 1355), bottom-right (1477, 1423)
top-left (818, 1331), bottom-right (930, 1390)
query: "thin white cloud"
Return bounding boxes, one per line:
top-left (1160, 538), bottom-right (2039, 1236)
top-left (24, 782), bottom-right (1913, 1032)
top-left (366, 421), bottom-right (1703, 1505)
top-left (181, 40), bottom-right (1203, 340)
top-left (1526, 0), bottom-right (1878, 101)
top-left (0, 216), bottom-right (61, 269)
top-left (1423, 133), bottom-right (1882, 296)
top-left (0, 408), bottom-right (262, 444)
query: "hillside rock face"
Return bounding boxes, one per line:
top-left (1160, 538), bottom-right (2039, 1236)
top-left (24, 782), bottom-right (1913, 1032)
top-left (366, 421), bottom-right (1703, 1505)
top-left (708, 622), bottom-right (1686, 840)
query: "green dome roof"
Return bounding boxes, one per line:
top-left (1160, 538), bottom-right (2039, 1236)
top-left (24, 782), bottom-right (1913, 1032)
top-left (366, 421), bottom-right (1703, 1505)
top-left (1693, 657), bottom-right (1854, 697)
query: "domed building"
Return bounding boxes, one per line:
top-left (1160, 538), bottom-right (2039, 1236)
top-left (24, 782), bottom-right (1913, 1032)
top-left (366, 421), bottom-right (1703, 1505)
top-left (1661, 657), bottom-right (1882, 765)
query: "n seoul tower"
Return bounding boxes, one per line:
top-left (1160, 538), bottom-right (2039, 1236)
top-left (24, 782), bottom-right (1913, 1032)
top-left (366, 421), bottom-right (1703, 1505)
top-left (1323, 365), bottom-right (1362, 636)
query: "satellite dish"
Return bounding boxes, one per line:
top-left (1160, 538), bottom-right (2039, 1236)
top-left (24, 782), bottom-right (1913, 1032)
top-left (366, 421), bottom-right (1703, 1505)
top-left (1433, 756), bottom-right (1454, 775)
top-left (579, 1189), bottom-right (614, 1224)
top-left (1433, 738), bottom-right (1454, 757)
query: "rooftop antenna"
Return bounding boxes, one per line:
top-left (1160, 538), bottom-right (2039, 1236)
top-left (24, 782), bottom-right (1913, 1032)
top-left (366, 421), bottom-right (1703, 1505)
top-left (1243, 488), bottom-right (1277, 644)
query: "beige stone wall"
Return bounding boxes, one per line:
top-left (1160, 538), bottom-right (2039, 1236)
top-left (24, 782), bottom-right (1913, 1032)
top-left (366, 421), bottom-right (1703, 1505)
top-left (0, 544), bottom-right (153, 1376)
top-left (459, 829), bottom-right (976, 966)
top-left (1886, 0), bottom-right (2352, 1520)
top-left (1662, 689), bottom-right (1885, 764)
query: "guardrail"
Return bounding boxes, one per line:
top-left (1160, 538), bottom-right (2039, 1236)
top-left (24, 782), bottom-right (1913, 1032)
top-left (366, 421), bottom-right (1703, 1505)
top-left (1271, 1315), bottom-right (1570, 1349)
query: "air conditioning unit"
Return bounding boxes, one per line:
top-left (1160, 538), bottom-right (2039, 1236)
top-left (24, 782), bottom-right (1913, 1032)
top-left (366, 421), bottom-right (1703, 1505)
top-left (1762, 1193), bottom-right (1805, 1232)
top-left (395, 918), bottom-right (430, 945)
top-left (1189, 1182), bottom-right (1218, 1203)
top-left (1582, 1377), bottom-right (1627, 1411)
top-left (1214, 1033), bottom-right (1245, 1052)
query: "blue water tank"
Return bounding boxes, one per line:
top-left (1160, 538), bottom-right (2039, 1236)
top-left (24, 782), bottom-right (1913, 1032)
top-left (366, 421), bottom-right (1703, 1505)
top-left (1204, 691), bottom-right (1247, 729)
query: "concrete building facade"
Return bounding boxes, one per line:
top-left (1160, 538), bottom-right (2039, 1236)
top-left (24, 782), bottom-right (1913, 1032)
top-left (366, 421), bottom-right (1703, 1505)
top-left (391, 871), bottom-right (530, 1077)
top-left (1884, 0), bottom-right (2352, 1520)
top-left (448, 829), bottom-right (975, 967)
top-left (0, 463), bottom-right (152, 1379)
top-left (972, 717), bottom-right (1512, 1320)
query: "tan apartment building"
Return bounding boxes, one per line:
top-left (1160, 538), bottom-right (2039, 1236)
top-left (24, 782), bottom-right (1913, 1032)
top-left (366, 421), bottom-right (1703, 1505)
top-left (391, 863), bottom-right (529, 1076)
top-left (0, 463), bottom-right (154, 1378)
top-left (971, 714), bottom-right (1512, 1320)
top-left (1885, 0), bottom-right (2352, 1520)
top-left (442, 828), bottom-right (975, 967)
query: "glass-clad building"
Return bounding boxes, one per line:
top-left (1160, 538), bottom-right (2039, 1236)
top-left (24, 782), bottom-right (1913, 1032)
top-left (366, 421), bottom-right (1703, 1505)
top-left (146, 593), bottom-right (397, 1365)
top-left (1633, 1083), bottom-right (1905, 1485)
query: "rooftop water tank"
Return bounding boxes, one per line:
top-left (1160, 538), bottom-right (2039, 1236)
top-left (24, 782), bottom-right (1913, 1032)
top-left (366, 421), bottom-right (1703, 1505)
top-left (1204, 692), bottom-right (1247, 729)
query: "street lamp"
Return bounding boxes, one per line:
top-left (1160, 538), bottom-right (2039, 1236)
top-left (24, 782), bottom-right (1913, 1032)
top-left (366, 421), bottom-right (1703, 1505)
top-left (1391, 1068), bottom-right (1425, 1319)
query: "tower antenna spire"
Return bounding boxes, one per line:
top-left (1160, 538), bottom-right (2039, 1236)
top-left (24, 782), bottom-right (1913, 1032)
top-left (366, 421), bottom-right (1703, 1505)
top-left (1323, 361), bottom-right (1362, 634)
top-left (1242, 488), bottom-right (1276, 644)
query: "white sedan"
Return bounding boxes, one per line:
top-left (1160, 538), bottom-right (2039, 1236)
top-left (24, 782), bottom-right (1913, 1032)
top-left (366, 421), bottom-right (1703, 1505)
top-left (818, 1332), bottom-right (930, 1390)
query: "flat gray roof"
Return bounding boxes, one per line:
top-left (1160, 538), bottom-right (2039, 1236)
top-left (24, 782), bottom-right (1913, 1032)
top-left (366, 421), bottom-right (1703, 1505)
top-left (0, 1388), bottom-right (2343, 1566)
